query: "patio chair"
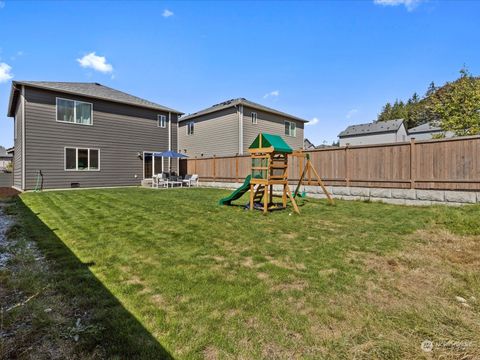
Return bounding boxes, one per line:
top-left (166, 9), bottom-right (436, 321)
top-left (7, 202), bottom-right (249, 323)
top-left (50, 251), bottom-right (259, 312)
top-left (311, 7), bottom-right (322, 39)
top-left (183, 174), bottom-right (199, 187)
top-left (152, 173), bottom-right (167, 188)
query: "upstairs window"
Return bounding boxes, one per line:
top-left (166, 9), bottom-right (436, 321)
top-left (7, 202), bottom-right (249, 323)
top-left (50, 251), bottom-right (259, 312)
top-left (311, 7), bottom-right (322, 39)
top-left (285, 120), bottom-right (296, 137)
top-left (57, 98), bottom-right (92, 125)
top-left (158, 115), bottom-right (167, 128)
top-left (65, 147), bottom-right (100, 171)
top-left (187, 121), bottom-right (194, 135)
top-left (251, 112), bottom-right (258, 124)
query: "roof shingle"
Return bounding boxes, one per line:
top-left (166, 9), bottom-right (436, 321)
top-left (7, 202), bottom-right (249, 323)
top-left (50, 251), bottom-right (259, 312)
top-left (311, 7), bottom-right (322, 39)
top-left (338, 119), bottom-right (404, 138)
top-left (180, 98), bottom-right (308, 123)
top-left (8, 81), bottom-right (182, 116)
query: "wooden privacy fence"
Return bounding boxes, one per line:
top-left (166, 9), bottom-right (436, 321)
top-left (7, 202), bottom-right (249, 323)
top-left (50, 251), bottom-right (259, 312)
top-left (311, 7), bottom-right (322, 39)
top-left (180, 136), bottom-right (480, 191)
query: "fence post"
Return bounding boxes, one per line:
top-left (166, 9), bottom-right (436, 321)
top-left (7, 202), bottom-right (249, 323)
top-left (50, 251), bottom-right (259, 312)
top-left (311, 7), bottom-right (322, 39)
top-left (235, 156), bottom-right (239, 183)
top-left (345, 144), bottom-right (350, 187)
top-left (194, 156), bottom-right (197, 175)
top-left (410, 138), bottom-right (416, 189)
top-left (213, 155), bottom-right (216, 181)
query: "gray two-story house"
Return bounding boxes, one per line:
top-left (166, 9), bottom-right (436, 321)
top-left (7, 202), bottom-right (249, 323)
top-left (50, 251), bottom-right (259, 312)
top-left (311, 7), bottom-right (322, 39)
top-left (178, 98), bottom-right (306, 157)
top-left (7, 81), bottom-right (183, 191)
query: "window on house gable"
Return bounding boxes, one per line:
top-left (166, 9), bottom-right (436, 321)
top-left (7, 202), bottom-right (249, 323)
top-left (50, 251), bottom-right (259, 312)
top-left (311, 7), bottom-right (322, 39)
top-left (285, 120), bottom-right (296, 137)
top-left (57, 98), bottom-right (92, 125)
top-left (158, 115), bottom-right (167, 128)
top-left (251, 112), bottom-right (258, 124)
top-left (187, 121), bottom-right (194, 135)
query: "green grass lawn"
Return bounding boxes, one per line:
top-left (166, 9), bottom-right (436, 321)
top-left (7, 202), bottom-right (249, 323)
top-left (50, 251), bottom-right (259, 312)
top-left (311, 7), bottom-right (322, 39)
top-left (11, 188), bottom-right (480, 358)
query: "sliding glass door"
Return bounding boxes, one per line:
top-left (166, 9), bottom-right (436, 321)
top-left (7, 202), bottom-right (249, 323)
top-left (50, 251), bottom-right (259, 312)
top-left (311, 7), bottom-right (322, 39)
top-left (144, 152), bottom-right (153, 179)
top-left (143, 152), bottom-right (164, 179)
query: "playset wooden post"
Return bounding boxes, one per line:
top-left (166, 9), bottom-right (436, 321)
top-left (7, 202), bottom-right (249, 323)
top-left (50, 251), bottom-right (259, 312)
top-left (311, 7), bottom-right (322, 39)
top-left (292, 150), bottom-right (334, 205)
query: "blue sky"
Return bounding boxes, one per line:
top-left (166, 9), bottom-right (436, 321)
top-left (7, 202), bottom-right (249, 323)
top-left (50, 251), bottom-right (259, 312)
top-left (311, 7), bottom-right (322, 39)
top-left (1, 0), bottom-right (479, 148)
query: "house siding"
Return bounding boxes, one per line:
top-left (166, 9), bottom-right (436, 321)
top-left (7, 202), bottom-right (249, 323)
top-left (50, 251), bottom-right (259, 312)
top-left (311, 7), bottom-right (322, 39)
top-left (178, 107), bottom-right (239, 158)
top-left (339, 124), bottom-right (408, 146)
top-left (23, 87), bottom-right (177, 190)
top-left (13, 92), bottom-right (23, 189)
top-left (242, 106), bottom-right (304, 152)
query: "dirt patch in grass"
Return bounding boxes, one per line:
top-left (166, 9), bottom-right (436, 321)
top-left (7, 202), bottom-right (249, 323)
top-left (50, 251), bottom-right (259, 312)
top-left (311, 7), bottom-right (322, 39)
top-left (266, 255), bottom-right (306, 270)
top-left (203, 345), bottom-right (220, 360)
top-left (0, 187), bottom-right (19, 199)
top-left (272, 279), bottom-right (309, 293)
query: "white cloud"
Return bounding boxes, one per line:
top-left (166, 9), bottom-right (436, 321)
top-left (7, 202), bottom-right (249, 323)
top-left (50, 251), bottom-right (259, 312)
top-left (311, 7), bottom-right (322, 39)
top-left (346, 109), bottom-right (358, 119)
top-left (162, 9), bottom-right (174, 17)
top-left (77, 52), bottom-right (113, 73)
top-left (263, 90), bottom-right (280, 99)
top-left (373, 0), bottom-right (423, 11)
top-left (0, 62), bottom-right (13, 83)
top-left (306, 117), bottom-right (319, 126)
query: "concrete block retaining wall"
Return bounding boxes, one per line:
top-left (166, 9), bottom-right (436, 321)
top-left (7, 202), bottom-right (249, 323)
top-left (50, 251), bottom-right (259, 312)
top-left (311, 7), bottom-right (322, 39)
top-left (199, 181), bottom-right (480, 206)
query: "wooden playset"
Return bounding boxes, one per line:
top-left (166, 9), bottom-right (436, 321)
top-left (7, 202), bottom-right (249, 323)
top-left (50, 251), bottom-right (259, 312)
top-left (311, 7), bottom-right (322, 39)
top-left (219, 133), bottom-right (333, 214)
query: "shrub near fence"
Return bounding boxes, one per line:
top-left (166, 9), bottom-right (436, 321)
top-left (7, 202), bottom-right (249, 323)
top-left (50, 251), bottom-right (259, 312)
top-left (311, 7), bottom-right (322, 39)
top-left (181, 136), bottom-right (480, 191)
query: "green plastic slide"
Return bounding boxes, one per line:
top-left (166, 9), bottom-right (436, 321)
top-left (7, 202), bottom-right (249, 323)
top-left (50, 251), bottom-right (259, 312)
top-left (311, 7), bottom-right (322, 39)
top-left (218, 175), bottom-right (252, 205)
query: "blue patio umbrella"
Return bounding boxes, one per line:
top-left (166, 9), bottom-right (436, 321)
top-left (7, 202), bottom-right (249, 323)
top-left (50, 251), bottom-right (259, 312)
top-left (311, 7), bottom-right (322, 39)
top-left (153, 150), bottom-right (188, 158)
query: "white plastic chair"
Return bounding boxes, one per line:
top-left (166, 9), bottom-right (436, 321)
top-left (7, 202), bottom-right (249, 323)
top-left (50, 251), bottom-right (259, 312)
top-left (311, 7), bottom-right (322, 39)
top-left (183, 174), bottom-right (199, 187)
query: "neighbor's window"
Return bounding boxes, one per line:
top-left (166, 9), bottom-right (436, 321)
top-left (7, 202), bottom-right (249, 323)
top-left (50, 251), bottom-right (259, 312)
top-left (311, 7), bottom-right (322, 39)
top-left (65, 147), bottom-right (100, 171)
top-left (187, 121), bottom-right (194, 135)
top-left (285, 120), bottom-right (296, 137)
top-left (158, 115), bottom-right (167, 128)
top-left (57, 98), bottom-right (92, 125)
top-left (251, 112), bottom-right (258, 124)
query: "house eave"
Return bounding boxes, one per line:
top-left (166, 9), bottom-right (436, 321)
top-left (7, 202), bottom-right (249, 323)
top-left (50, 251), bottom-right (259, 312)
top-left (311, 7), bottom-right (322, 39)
top-left (180, 99), bottom-right (308, 123)
top-left (9, 81), bottom-right (184, 115)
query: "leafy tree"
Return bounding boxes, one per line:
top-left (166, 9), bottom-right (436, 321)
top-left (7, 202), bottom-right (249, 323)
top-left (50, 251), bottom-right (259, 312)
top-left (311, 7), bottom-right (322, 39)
top-left (428, 68), bottom-right (480, 136)
top-left (376, 68), bottom-right (480, 134)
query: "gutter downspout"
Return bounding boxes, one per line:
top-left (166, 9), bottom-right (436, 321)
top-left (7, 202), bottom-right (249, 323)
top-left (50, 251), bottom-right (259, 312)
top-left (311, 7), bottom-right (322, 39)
top-left (238, 104), bottom-right (244, 155)
top-left (168, 112), bottom-right (171, 172)
top-left (21, 85), bottom-right (26, 191)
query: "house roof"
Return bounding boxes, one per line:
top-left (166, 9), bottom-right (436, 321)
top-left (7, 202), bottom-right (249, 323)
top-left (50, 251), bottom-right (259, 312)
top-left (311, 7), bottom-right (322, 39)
top-left (249, 133), bottom-right (293, 154)
top-left (0, 146), bottom-right (13, 158)
top-left (7, 81), bottom-right (183, 117)
top-left (179, 98), bottom-right (308, 123)
top-left (338, 119), bottom-right (404, 138)
top-left (303, 138), bottom-right (316, 150)
top-left (408, 122), bottom-right (443, 134)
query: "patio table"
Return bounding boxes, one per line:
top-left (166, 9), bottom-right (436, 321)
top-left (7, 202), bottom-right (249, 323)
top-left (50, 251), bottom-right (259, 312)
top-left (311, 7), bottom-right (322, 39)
top-left (166, 179), bottom-right (183, 188)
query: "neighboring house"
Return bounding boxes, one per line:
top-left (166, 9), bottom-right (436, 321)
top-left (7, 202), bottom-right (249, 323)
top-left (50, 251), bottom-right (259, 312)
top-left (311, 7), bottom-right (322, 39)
top-left (408, 122), bottom-right (454, 140)
top-left (304, 138), bottom-right (316, 150)
top-left (7, 81), bottom-right (182, 191)
top-left (0, 146), bottom-right (13, 171)
top-left (338, 119), bottom-right (407, 146)
top-left (178, 98), bottom-right (306, 157)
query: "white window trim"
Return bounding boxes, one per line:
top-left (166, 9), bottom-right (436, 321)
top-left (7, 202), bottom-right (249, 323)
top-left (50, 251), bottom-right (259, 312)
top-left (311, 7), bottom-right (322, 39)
top-left (251, 112), bottom-right (258, 125)
top-left (56, 97), bottom-right (94, 126)
top-left (186, 121), bottom-right (194, 136)
top-left (285, 120), bottom-right (297, 137)
top-left (158, 114), bottom-right (167, 128)
top-left (64, 147), bottom-right (101, 171)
